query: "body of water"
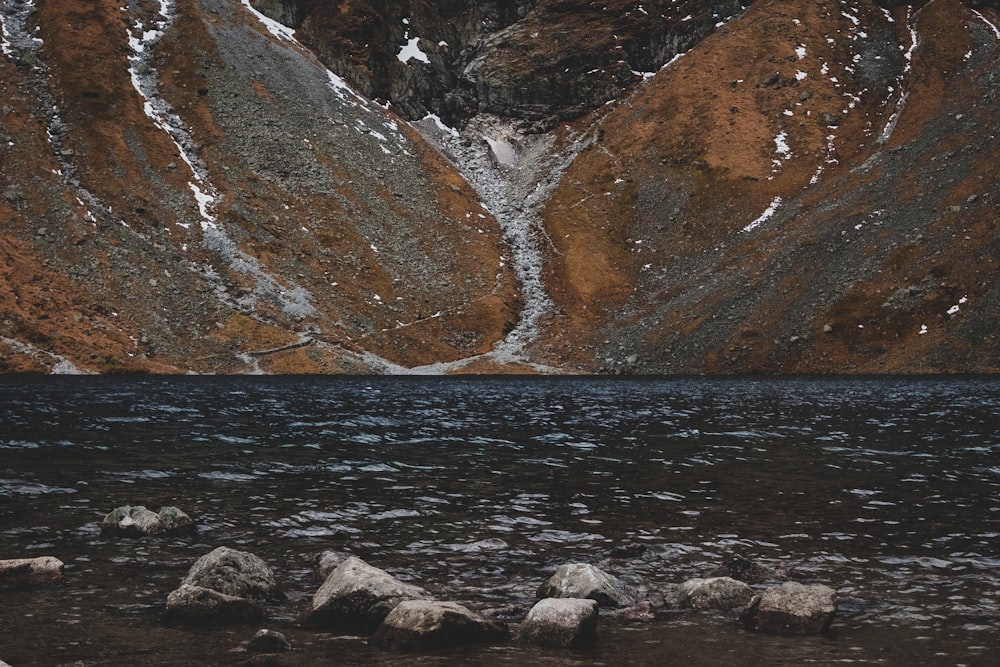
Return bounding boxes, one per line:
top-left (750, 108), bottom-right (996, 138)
top-left (1, 376), bottom-right (998, 665)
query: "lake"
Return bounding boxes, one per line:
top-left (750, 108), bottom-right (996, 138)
top-left (1, 375), bottom-right (998, 665)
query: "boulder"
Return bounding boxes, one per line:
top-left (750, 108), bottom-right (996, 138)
top-left (101, 505), bottom-right (194, 537)
top-left (740, 582), bottom-right (837, 635)
top-left (371, 600), bottom-right (510, 651)
top-left (246, 628), bottom-right (292, 653)
top-left (301, 556), bottom-right (432, 632)
top-left (670, 577), bottom-right (754, 610)
top-left (515, 598), bottom-right (599, 649)
top-left (181, 546), bottom-right (280, 602)
top-left (164, 584), bottom-right (264, 625)
top-left (313, 550), bottom-right (351, 581)
top-left (0, 556), bottom-right (64, 589)
top-left (536, 563), bottom-right (637, 607)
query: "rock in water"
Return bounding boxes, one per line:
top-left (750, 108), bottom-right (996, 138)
top-left (515, 598), bottom-right (599, 649)
top-left (181, 546), bottom-right (280, 602)
top-left (740, 582), bottom-right (837, 635)
top-left (0, 557), bottom-right (64, 589)
top-left (246, 628), bottom-right (292, 653)
top-left (101, 505), bottom-right (195, 537)
top-left (164, 584), bottom-right (264, 625)
top-left (101, 505), bottom-right (163, 537)
top-left (671, 576), bottom-right (754, 610)
top-left (302, 556), bottom-right (431, 632)
top-left (536, 563), bottom-right (637, 607)
top-left (371, 600), bottom-right (509, 651)
top-left (313, 550), bottom-right (351, 581)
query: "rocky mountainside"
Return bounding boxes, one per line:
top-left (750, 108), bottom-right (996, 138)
top-left (1, 0), bottom-right (997, 374)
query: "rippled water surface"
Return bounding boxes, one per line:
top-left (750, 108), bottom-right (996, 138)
top-left (1, 376), bottom-right (998, 666)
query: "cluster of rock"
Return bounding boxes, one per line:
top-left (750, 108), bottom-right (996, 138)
top-left (1, 503), bottom-right (839, 661)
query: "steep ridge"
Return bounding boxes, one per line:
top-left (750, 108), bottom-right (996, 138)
top-left (1, 0), bottom-right (997, 374)
top-left (1, 0), bottom-right (518, 373)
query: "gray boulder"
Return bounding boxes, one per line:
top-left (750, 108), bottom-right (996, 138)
top-left (164, 584), bottom-right (264, 625)
top-left (313, 549), bottom-right (351, 581)
top-left (515, 598), bottom-right (599, 649)
top-left (181, 546), bottom-right (280, 602)
top-left (302, 556), bottom-right (432, 632)
top-left (536, 563), bottom-right (637, 607)
top-left (371, 600), bottom-right (510, 651)
top-left (741, 582), bottom-right (838, 635)
top-left (0, 556), bottom-right (64, 589)
top-left (101, 505), bottom-right (194, 537)
top-left (670, 576), bottom-right (754, 610)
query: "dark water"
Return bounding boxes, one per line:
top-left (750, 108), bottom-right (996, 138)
top-left (1, 375), bottom-right (998, 666)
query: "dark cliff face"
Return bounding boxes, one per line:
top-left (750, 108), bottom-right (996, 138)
top-left (1, 0), bottom-right (998, 374)
top-left (271, 0), bottom-right (749, 126)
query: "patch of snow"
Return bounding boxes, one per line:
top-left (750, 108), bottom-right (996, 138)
top-left (795, 44), bottom-right (807, 59)
top-left (743, 197), bottom-right (783, 232)
top-left (919, 324), bottom-right (928, 335)
top-left (240, 0), bottom-right (295, 42)
top-left (971, 9), bottom-right (1000, 40)
top-left (398, 35), bottom-right (430, 64)
top-left (484, 134), bottom-right (518, 166)
top-left (774, 131), bottom-right (791, 157)
top-left (795, 70), bottom-right (808, 81)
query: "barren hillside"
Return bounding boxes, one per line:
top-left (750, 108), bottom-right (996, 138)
top-left (1, 0), bottom-right (997, 374)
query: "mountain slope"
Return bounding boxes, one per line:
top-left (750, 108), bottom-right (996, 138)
top-left (1, 0), bottom-right (997, 374)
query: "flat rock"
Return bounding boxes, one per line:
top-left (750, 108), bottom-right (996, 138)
top-left (302, 556), bottom-right (431, 632)
top-left (741, 582), bottom-right (837, 635)
top-left (536, 563), bottom-right (637, 607)
top-left (164, 584), bottom-right (265, 625)
top-left (515, 598), bottom-right (599, 649)
top-left (0, 557), bottom-right (64, 589)
top-left (371, 600), bottom-right (510, 651)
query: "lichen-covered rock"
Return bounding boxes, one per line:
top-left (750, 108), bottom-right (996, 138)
top-left (670, 576), bottom-right (754, 610)
top-left (181, 547), bottom-right (280, 602)
top-left (101, 505), bottom-right (194, 537)
top-left (515, 598), bottom-right (598, 649)
top-left (164, 584), bottom-right (264, 625)
top-left (0, 557), bottom-right (64, 589)
top-left (536, 563), bottom-right (637, 607)
top-left (371, 600), bottom-right (510, 651)
top-left (302, 556), bottom-right (431, 632)
top-left (740, 582), bottom-right (837, 635)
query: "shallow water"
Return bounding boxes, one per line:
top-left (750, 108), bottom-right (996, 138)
top-left (1, 375), bottom-right (998, 666)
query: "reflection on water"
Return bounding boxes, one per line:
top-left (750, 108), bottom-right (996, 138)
top-left (1, 376), bottom-right (999, 665)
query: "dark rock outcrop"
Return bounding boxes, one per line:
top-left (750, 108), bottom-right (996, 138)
top-left (371, 600), bottom-right (510, 651)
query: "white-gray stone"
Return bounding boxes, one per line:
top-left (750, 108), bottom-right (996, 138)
top-left (302, 556), bottom-right (431, 632)
top-left (0, 556), bottom-right (64, 589)
top-left (181, 546), bottom-right (280, 602)
top-left (536, 563), bottom-right (637, 607)
top-left (516, 598), bottom-right (599, 648)
top-left (164, 583), bottom-right (264, 625)
top-left (741, 582), bottom-right (837, 635)
top-left (673, 576), bottom-right (754, 610)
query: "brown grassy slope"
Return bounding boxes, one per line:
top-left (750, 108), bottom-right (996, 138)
top-left (536, 0), bottom-right (1000, 373)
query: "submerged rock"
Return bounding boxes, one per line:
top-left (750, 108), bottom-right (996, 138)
top-left (536, 563), bottom-right (637, 607)
top-left (0, 556), bottom-right (64, 589)
top-left (740, 582), bottom-right (837, 635)
top-left (669, 576), bottom-right (754, 610)
top-left (246, 628), bottom-right (292, 653)
top-left (164, 584), bottom-right (264, 625)
top-left (371, 600), bottom-right (510, 651)
top-left (302, 556), bottom-right (432, 632)
top-left (515, 598), bottom-right (599, 649)
top-left (181, 546), bottom-right (281, 602)
top-left (101, 505), bottom-right (194, 537)
top-left (711, 554), bottom-right (785, 584)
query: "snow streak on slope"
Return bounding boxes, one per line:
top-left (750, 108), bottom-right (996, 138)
top-left (124, 0), bottom-right (316, 321)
